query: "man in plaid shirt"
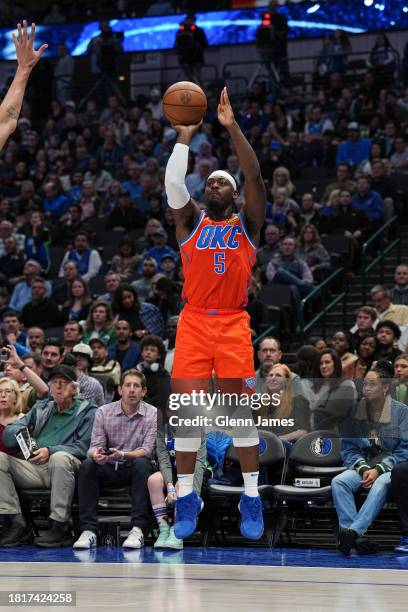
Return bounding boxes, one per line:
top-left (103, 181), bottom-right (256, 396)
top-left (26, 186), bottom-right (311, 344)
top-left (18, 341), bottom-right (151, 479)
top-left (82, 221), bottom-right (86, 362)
top-left (73, 369), bottom-right (157, 550)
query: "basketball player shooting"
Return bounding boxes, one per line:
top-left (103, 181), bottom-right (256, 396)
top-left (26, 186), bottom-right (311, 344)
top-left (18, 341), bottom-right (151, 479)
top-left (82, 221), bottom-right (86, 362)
top-left (165, 86), bottom-right (266, 540)
top-left (0, 21), bottom-right (47, 151)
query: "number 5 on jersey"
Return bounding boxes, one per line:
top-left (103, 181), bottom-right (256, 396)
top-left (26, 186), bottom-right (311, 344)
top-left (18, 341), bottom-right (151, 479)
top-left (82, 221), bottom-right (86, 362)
top-left (214, 252), bottom-right (225, 275)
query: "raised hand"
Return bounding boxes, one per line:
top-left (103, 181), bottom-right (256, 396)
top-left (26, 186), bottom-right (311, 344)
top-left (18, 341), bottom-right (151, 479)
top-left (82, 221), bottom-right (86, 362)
top-left (217, 86), bottom-right (235, 128)
top-left (13, 21), bottom-right (48, 74)
top-left (171, 120), bottom-right (203, 145)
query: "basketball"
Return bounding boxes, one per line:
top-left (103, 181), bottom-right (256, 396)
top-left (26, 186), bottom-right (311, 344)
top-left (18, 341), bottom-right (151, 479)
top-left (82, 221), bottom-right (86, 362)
top-left (162, 81), bottom-right (207, 126)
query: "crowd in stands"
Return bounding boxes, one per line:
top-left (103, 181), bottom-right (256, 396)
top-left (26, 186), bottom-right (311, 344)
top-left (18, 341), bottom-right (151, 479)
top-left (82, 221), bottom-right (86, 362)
top-left (0, 20), bottom-right (407, 553)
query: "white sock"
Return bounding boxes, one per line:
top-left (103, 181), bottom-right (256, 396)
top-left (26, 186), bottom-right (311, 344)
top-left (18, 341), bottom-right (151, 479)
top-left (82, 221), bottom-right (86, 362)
top-left (242, 471), bottom-right (259, 497)
top-left (177, 474), bottom-right (194, 498)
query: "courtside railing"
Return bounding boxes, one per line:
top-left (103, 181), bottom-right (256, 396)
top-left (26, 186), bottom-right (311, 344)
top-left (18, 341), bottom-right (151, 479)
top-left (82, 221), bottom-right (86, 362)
top-left (361, 216), bottom-right (401, 304)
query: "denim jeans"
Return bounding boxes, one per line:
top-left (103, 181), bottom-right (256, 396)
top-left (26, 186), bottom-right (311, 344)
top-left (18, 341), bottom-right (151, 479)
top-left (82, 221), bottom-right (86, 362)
top-left (331, 469), bottom-right (391, 536)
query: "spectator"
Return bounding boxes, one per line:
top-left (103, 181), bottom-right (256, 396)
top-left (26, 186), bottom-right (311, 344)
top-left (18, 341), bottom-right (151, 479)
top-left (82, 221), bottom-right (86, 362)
top-left (348, 334), bottom-right (378, 382)
top-left (63, 320), bottom-right (84, 354)
top-left (352, 175), bottom-right (384, 225)
top-left (304, 105), bottom-right (334, 142)
top-left (95, 272), bottom-right (121, 304)
top-left (370, 285), bottom-right (408, 327)
top-left (146, 277), bottom-right (182, 323)
top-left (59, 232), bottom-right (102, 283)
top-left (368, 33), bottom-right (397, 88)
top-left (0, 236), bottom-right (25, 285)
top-left (374, 320), bottom-right (402, 364)
top-left (112, 284), bottom-right (164, 338)
top-left (174, 12), bottom-right (208, 85)
top-left (83, 301), bottom-right (116, 347)
top-left (56, 204), bottom-right (91, 247)
top-left (42, 180), bottom-right (69, 222)
top-left (110, 239), bottom-right (140, 280)
top-left (70, 343), bottom-right (105, 407)
top-left (2, 310), bottom-right (26, 345)
top-left (350, 306), bottom-right (378, 342)
top-left (148, 412), bottom-right (204, 550)
top-left (61, 277), bottom-right (92, 323)
top-left (257, 364), bottom-right (309, 444)
top-left (322, 164), bottom-right (357, 203)
top-left (256, 224), bottom-right (280, 278)
top-left (392, 354), bottom-right (408, 404)
top-left (26, 327), bottom-right (45, 354)
top-left (336, 123), bottom-right (371, 168)
top-left (297, 224), bottom-right (331, 283)
top-left (0, 221), bottom-right (25, 258)
top-left (0, 376), bottom-right (24, 456)
top-left (331, 330), bottom-right (358, 379)
top-left (4, 344), bottom-right (49, 413)
top-left (108, 319), bottom-right (140, 371)
top-left (389, 264), bottom-right (408, 306)
top-left (333, 365), bottom-right (408, 555)
top-left (266, 236), bottom-right (314, 322)
top-left (40, 338), bottom-right (64, 382)
top-left (54, 43), bottom-right (74, 104)
top-left (73, 369), bottom-right (157, 550)
top-left (137, 335), bottom-right (170, 412)
top-left (271, 166), bottom-right (295, 200)
top-left (22, 210), bottom-right (52, 273)
top-left (163, 315), bottom-right (178, 375)
top-left (256, 336), bottom-right (283, 393)
top-left (52, 261), bottom-right (79, 306)
top-left (307, 348), bottom-right (357, 432)
top-left (0, 365), bottom-right (97, 547)
top-left (106, 192), bottom-right (142, 232)
top-left (89, 337), bottom-right (121, 391)
top-left (20, 276), bottom-right (61, 329)
top-left (9, 260), bottom-right (51, 313)
top-left (299, 193), bottom-right (322, 230)
top-left (390, 135), bottom-right (408, 174)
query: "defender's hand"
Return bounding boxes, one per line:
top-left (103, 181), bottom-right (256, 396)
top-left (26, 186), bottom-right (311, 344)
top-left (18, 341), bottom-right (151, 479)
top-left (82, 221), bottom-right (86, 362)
top-left (13, 21), bottom-right (48, 74)
top-left (217, 86), bottom-right (235, 128)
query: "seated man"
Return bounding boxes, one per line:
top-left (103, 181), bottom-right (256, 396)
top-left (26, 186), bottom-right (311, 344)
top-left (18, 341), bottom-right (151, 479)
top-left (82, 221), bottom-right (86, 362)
top-left (137, 335), bottom-right (171, 412)
top-left (0, 365), bottom-right (97, 547)
top-left (332, 365), bottom-right (408, 556)
top-left (73, 369), bottom-right (157, 550)
top-left (71, 343), bottom-right (105, 407)
top-left (108, 320), bottom-right (140, 371)
top-left (89, 337), bottom-right (121, 402)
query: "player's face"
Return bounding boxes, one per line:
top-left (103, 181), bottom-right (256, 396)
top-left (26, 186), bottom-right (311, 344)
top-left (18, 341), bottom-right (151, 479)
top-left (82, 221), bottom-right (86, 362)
top-left (205, 176), bottom-right (235, 212)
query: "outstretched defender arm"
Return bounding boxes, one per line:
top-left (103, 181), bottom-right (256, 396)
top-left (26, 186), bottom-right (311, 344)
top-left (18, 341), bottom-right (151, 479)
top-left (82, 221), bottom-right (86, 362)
top-left (218, 87), bottom-right (266, 243)
top-left (0, 21), bottom-right (47, 151)
top-left (164, 123), bottom-right (202, 243)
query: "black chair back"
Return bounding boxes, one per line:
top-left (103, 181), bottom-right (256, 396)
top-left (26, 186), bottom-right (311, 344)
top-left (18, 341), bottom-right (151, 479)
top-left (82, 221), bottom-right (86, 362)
top-left (288, 430), bottom-right (343, 467)
top-left (226, 430), bottom-right (285, 467)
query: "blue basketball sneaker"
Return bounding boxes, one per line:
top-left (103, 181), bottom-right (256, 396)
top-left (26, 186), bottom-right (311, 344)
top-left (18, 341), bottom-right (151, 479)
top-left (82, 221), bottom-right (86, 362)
top-left (238, 494), bottom-right (264, 540)
top-left (395, 537), bottom-right (408, 553)
top-left (174, 491), bottom-right (204, 539)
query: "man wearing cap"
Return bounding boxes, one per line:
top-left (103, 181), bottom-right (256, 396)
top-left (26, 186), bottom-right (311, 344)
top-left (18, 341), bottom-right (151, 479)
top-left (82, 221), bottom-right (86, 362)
top-left (89, 337), bottom-right (121, 402)
top-left (336, 122), bottom-right (371, 167)
top-left (142, 228), bottom-right (177, 269)
top-left (0, 365), bottom-right (97, 547)
top-left (71, 343), bottom-right (105, 408)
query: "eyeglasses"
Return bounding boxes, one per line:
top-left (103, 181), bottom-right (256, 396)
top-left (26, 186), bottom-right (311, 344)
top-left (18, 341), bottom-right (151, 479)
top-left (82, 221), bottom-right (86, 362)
top-left (0, 389), bottom-right (13, 396)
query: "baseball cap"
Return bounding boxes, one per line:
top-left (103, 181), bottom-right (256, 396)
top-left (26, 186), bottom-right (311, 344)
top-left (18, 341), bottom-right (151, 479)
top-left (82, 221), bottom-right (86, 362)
top-left (72, 343), bottom-right (93, 361)
top-left (347, 121), bottom-right (359, 130)
top-left (49, 365), bottom-right (77, 383)
top-left (89, 337), bottom-right (108, 348)
top-left (152, 228), bottom-right (167, 238)
top-left (65, 100), bottom-right (76, 110)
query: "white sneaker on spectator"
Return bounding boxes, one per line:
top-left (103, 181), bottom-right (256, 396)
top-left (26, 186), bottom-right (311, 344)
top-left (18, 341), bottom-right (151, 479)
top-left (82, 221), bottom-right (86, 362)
top-left (73, 530), bottom-right (97, 549)
top-left (122, 526), bottom-right (144, 549)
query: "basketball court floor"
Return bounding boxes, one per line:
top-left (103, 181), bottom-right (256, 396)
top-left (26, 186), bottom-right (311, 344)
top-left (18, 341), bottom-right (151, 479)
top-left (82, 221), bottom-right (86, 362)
top-left (1, 547), bottom-right (407, 611)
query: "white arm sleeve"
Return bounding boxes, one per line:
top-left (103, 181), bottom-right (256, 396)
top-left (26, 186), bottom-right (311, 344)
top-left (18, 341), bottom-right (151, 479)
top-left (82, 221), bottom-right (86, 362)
top-left (165, 142), bottom-right (191, 209)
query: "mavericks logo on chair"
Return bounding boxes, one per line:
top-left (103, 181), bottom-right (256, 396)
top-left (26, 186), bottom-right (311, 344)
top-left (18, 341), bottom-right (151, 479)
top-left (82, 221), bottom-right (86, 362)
top-left (310, 437), bottom-right (332, 457)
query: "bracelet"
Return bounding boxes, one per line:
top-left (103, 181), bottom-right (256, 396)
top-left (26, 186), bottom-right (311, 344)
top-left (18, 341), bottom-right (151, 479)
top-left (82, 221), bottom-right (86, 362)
top-left (167, 484), bottom-right (176, 493)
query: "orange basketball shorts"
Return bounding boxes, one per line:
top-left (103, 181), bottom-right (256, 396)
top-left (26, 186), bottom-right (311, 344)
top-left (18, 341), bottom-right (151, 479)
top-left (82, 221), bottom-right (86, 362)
top-left (172, 305), bottom-right (256, 383)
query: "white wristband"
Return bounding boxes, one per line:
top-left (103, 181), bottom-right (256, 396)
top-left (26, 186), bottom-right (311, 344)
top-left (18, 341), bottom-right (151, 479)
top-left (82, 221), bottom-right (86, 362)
top-left (165, 142), bottom-right (191, 209)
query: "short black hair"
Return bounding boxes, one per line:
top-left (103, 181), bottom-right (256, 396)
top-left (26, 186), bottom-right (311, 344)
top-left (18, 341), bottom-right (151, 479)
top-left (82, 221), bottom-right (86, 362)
top-left (140, 334), bottom-right (164, 359)
top-left (42, 337), bottom-right (64, 355)
top-left (376, 319), bottom-right (401, 340)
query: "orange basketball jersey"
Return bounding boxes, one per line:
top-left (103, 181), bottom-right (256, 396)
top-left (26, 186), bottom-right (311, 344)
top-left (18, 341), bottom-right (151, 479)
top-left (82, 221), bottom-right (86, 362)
top-left (179, 211), bottom-right (256, 312)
